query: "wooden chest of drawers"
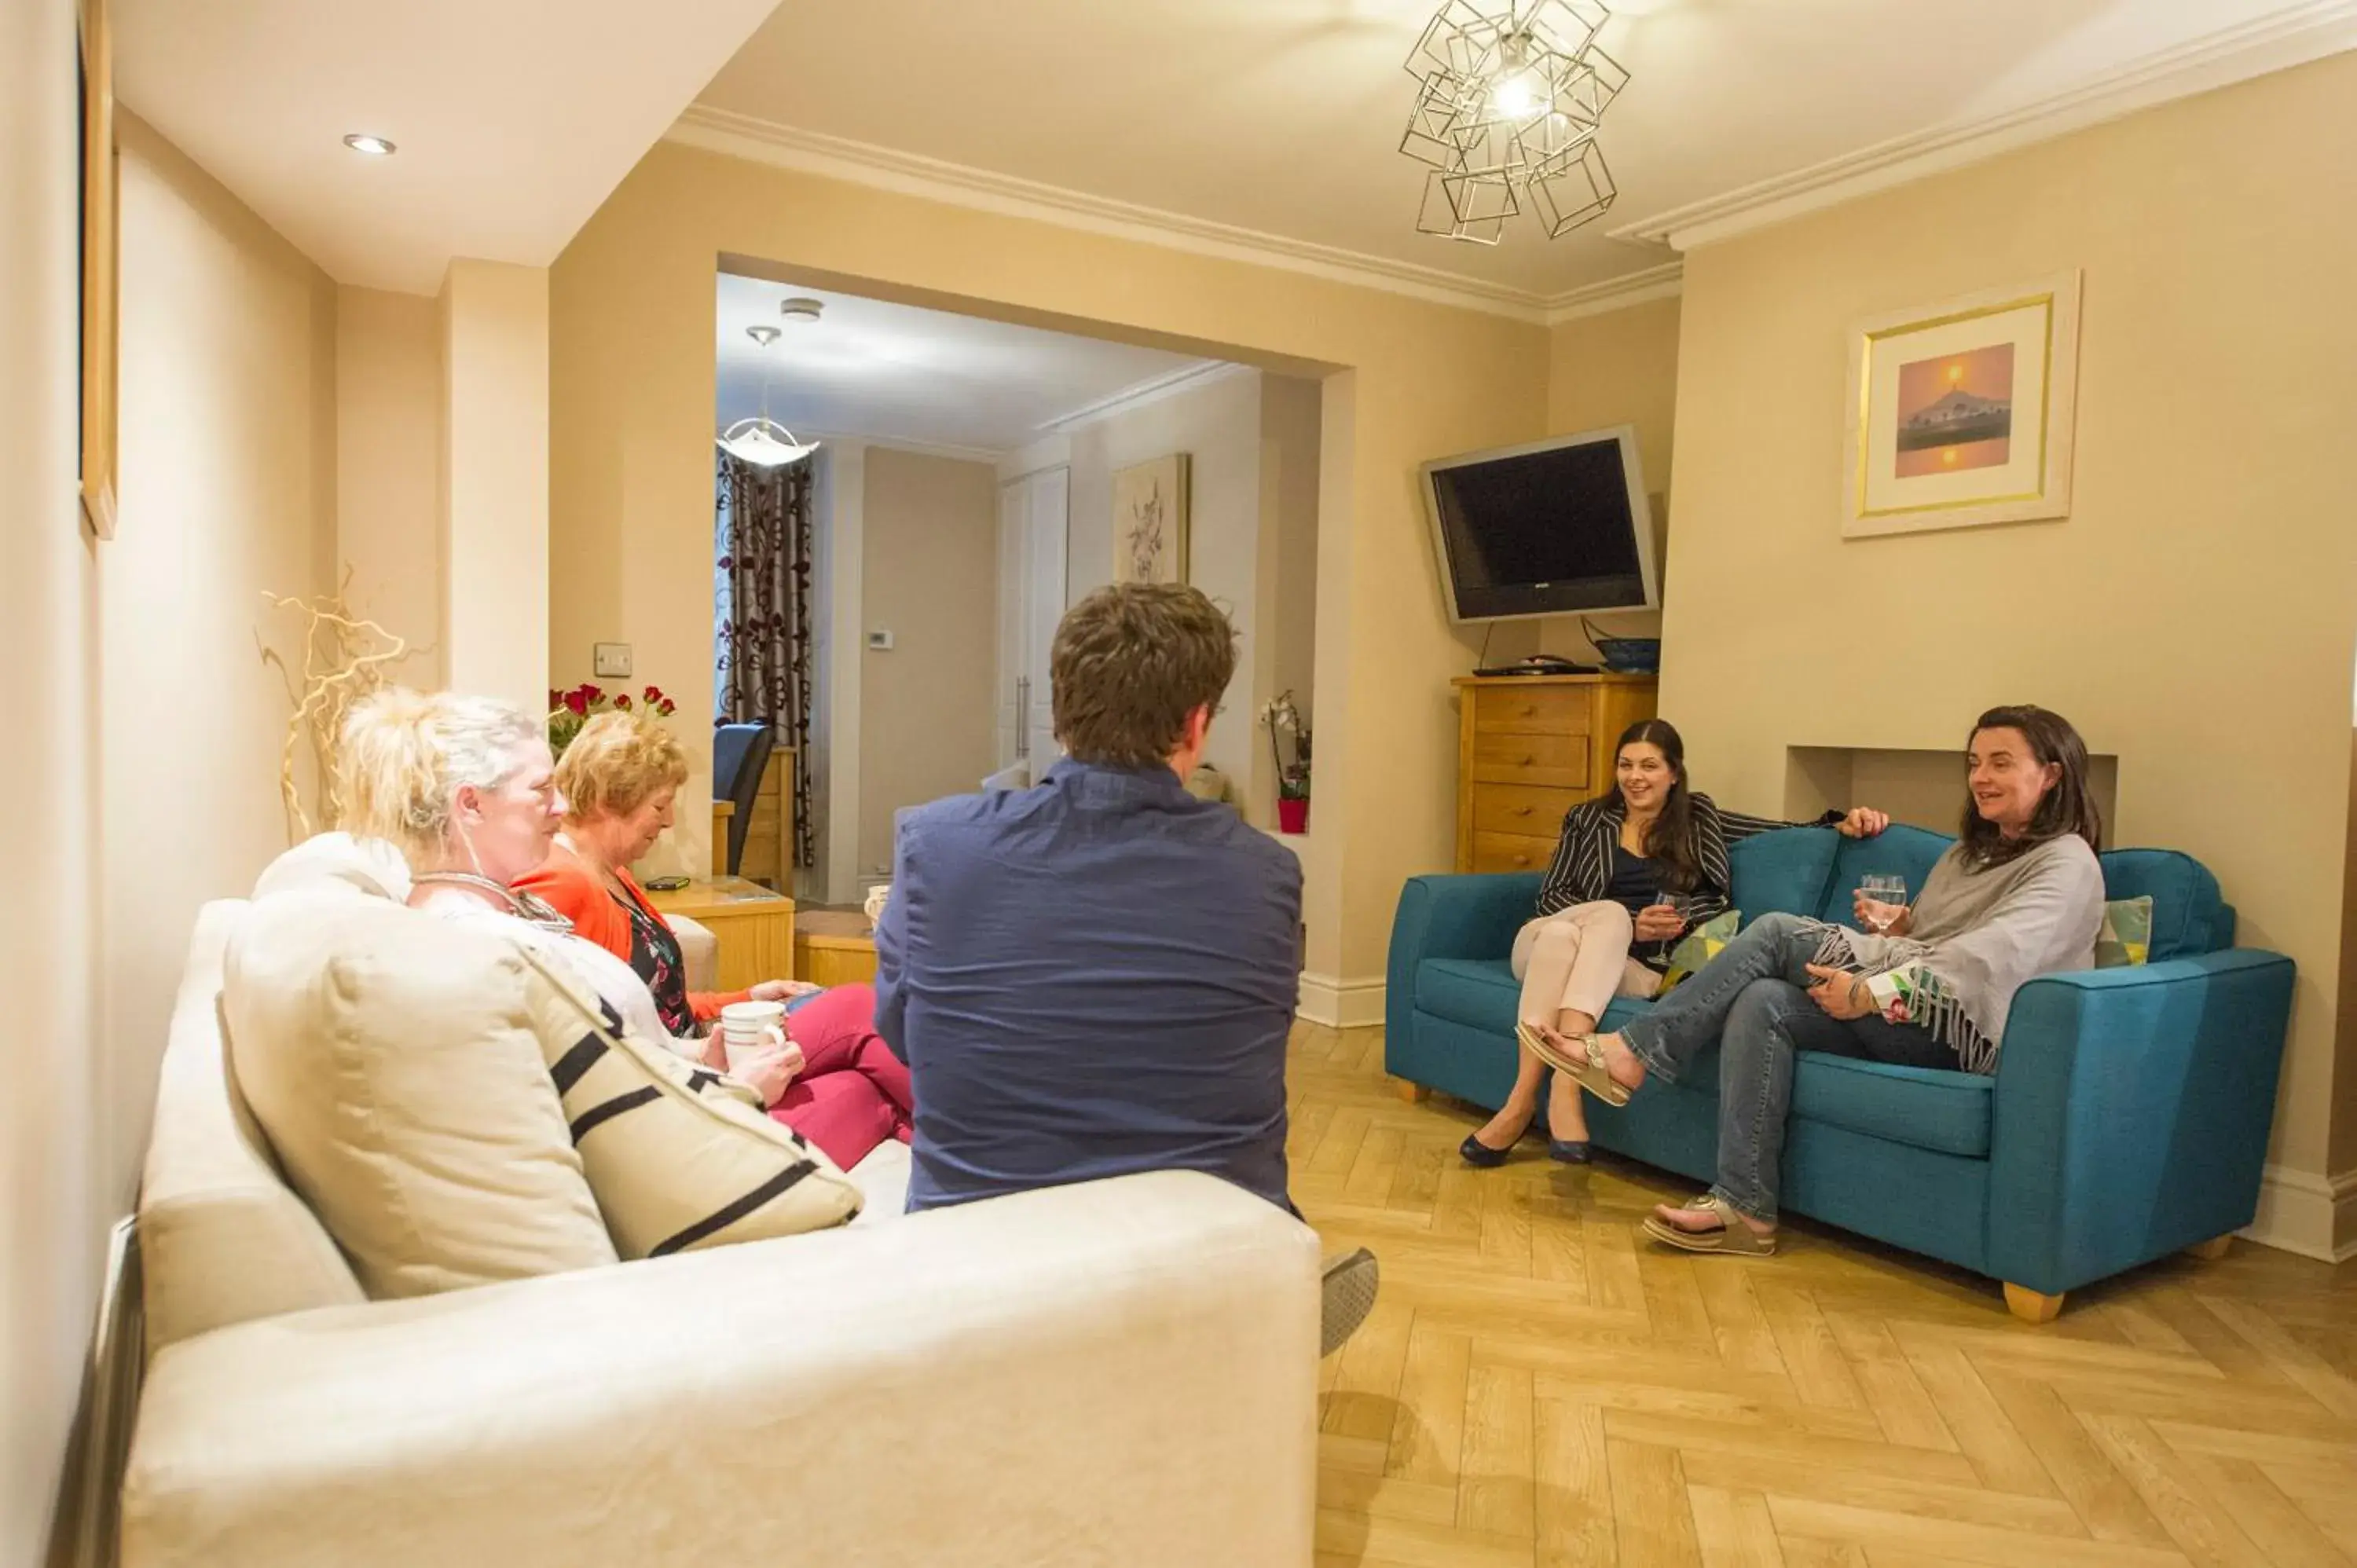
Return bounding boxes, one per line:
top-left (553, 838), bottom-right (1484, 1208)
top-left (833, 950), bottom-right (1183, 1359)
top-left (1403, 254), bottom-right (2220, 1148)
top-left (1453, 673), bottom-right (1659, 874)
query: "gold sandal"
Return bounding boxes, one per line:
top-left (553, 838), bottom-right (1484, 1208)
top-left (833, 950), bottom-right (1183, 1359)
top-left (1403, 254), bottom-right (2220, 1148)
top-left (1641, 1193), bottom-right (1778, 1256)
top-left (1518, 1023), bottom-right (1633, 1108)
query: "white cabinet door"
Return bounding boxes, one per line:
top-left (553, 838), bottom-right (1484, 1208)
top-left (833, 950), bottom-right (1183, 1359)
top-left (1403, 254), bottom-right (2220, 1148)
top-left (994, 468), bottom-right (1069, 783)
top-left (995, 480), bottom-right (1027, 774)
top-left (1023, 467), bottom-right (1069, 772)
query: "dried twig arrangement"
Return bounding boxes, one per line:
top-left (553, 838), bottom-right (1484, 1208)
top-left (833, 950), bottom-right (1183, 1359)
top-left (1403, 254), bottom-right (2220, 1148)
top-left (259, 568), bottom-right (412, 843)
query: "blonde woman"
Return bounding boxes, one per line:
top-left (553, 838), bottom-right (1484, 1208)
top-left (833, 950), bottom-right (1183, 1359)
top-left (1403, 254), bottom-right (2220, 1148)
top-left (340, 692), bottom-right (908, 1170)
top-left (519, 709), bottom-right (911, 1167)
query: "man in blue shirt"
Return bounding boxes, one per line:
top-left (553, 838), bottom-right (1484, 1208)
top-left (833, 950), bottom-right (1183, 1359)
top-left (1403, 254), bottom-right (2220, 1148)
top-left (874, 583), bottom-right (1375, 1354)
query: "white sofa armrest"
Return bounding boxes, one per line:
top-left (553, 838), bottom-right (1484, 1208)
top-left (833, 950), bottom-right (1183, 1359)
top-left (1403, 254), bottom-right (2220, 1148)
top-left (669, 911), bottom-right (719, 994)
top-left (123, 1171), bottom-right (1318, 1568)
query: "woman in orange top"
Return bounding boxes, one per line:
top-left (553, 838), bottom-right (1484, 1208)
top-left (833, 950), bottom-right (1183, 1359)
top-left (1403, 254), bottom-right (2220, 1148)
top-left (516, 710), bottom-right (911, 1167)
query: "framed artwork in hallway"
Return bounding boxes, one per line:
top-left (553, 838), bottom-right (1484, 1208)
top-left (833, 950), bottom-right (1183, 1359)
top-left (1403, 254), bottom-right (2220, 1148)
top-left (1843, 270), bottom-right (2080, 540)
top-left (1113, 452), bottom-right (1190, 585)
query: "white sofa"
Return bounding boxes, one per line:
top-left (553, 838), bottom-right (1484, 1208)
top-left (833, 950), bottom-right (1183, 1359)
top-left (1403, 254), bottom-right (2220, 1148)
top-left (121, 901), bottom-right (1320, 1567)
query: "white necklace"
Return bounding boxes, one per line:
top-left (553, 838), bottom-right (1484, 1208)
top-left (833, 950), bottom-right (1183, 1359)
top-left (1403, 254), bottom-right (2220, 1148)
top-left (413, 871), bottom-right (574, 934)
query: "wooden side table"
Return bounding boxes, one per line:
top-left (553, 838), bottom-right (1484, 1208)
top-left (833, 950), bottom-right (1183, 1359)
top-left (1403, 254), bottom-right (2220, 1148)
top-left (794, 910), bottom-right (878, 989)
top-left (645, 877), bottom-right (797, 991)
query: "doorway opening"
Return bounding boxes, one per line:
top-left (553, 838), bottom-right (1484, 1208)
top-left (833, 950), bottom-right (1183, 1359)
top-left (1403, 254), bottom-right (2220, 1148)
top-left (711, 272), bottom-right (1324, 909)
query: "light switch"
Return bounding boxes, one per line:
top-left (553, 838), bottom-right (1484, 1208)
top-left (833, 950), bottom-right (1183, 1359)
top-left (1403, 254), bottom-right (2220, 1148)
top-left (594, 643), bottom-right (632, 678)
top-left (866, 629), bottom-right (895, 650)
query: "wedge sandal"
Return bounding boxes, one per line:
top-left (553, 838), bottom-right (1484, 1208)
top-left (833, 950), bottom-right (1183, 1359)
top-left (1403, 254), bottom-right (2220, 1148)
top-left (1640, 1192), bottom-right (1777, 1256)
top-left (1518, 1022), bottom-right (1633, 1108)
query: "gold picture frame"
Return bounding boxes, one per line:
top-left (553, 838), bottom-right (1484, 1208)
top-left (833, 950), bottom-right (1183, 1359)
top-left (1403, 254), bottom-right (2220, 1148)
top-left (1112, 453), bottom-right (1189, 585)
top-left (79, 0), bottom-right (119, 539)
top-left (1842, 271), bottom-right (2080, 540)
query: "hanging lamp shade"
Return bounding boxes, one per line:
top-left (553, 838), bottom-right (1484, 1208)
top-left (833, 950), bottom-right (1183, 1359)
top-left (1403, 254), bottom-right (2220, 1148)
top-left (719, 318), bottom-right (819, 467)
top-left (717, 417), bottom-right (818, 467)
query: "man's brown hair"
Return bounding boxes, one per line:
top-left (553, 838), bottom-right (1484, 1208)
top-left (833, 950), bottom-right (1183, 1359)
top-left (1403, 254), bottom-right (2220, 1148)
top-left (1050, 584), bottom-right (1237, 768)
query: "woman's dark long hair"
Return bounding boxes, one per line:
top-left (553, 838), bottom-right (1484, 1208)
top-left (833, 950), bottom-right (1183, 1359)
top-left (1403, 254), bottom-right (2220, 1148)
top-left (1605, 718), bottom-right (1704, 892)
top-left (1959, 705), bottom-right (2103, 866)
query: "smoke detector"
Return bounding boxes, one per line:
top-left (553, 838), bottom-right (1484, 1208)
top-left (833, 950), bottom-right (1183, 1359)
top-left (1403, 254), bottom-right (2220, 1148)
top-left (779, 297), bottom-right (825, 324)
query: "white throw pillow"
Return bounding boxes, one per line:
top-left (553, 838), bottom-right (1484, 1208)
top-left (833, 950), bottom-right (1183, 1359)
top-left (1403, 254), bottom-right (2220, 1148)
top-left (222, 884), bottom-right (618, 1299)
top-left (508, 942), bottom-right (864, 1255)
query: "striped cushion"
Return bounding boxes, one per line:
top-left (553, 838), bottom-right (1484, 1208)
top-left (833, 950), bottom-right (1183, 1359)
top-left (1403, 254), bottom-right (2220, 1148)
top-left (509, 943), bottom-right (863, 1255)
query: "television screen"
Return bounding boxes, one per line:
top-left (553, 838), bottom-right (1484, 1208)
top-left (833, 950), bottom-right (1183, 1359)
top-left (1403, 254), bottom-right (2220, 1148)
top-left (1422, 427), bottom-right (1657, 622)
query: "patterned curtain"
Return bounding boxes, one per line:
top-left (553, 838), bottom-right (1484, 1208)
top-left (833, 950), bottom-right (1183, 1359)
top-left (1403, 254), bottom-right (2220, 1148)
top-left (714, 450), bottom-right (816, 869)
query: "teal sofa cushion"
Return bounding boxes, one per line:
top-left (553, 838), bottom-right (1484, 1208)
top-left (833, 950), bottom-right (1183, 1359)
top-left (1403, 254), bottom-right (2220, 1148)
top-left (1726, 829), bottom-right (1840, 930)
top-left (1791, 1055), bottom-right (1992, 1159)
top-left (2096, 849), bottom-right (2226, 958)
top-left (1413, 958), bottom-right (1519, 1031)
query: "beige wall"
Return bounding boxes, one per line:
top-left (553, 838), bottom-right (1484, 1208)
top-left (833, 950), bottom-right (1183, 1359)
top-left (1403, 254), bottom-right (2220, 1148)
top-left (104, 114), bottom-right (339, 1193)
top-left (2337, 723), bottom-right (2357, 1194)
top-left (1536, 294), bottom-right (1681, 663)
top-left (548, 141), bottom-right (1549, 980)
top-left (1661, 57), bottom-right (2357, 1233)
top-left (856, 447), bottom-right (999, 877)
top-left (1261, 373), bottom-right (1323, 824)
top-left (336, 285), bottom-right (444, 683)
top-left (2, 1), bottom-right (102, 1558)
top-left (4, 97), bottom-right (340, 1559)
top-left (1066, 368), bottom-right (1266, 801)
top-left (441, 258), bottom-right (550, 720)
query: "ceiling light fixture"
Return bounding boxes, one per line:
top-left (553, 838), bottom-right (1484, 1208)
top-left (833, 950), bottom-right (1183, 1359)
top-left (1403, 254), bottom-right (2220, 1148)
top-left (342, 134), bottom-right (397, 156)
top-left (1399, 0), bottom-right (1628, 245)
top-left (717, 324), bottom-right (819, 468)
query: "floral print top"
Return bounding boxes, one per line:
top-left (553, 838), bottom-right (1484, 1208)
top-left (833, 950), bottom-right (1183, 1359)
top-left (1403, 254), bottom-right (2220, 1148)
top-left (618, 890), bottom-right (695, 1038)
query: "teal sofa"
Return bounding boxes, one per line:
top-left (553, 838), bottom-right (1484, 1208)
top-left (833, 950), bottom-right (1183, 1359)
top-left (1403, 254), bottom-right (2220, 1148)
top-left (1384, 824), bottom-right (2295, 1318)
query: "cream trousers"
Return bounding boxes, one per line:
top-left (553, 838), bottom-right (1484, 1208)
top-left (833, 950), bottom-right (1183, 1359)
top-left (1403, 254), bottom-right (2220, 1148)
top-left (1509, 901), bottom-right (1662, 1027)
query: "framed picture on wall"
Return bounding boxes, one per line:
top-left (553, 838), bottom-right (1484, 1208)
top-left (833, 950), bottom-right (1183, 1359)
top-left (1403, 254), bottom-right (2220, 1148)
top-left (79, 0), bottom-right (119, 539)
top-left (1112, 453), bottom-right (1189, 585)
top-left (1842, 271), bottom-right (2080, 540)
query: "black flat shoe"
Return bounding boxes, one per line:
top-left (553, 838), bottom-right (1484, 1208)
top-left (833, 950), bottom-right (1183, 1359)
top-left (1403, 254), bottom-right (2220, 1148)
top-left (1458, 1133), bottom-right (1513, 1168)
top-left (1548, 1139), bottom-right (1593, 1164)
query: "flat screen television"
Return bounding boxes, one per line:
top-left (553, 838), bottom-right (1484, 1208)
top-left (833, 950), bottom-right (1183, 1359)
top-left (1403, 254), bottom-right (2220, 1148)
top-left (1420, 424), bottom-right (1658, 624)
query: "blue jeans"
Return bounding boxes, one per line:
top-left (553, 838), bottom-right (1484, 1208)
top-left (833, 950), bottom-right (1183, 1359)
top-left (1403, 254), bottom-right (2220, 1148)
top-left (1617, 913), bottom-right (1953, 1222)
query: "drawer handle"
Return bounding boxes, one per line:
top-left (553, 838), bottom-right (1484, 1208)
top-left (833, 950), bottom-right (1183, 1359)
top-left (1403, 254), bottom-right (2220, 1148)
top-left (1512, 805), bottom-right (1533, 817)
top-left (1519, 705), bottom-right (1538, 716)
top-left (1514, 854), bottom-right (1533, 866)
top-left (1519, 754), bottom-right (1536, 767)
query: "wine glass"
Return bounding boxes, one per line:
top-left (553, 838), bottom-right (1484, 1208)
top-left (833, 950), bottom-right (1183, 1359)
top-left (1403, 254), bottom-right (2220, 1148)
top-left (1859, 874), bottom-right (1908, 934)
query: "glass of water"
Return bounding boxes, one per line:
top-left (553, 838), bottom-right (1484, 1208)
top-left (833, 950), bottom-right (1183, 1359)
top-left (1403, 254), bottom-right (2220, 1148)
top-left (1858, 874), bottom-right (1908, 933)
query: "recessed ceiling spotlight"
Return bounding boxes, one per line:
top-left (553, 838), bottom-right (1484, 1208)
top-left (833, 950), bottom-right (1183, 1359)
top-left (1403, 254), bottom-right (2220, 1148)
top-left (343, 134), bottom-right (397, 156)
top-left (779, 297), bottom-right (824, 324)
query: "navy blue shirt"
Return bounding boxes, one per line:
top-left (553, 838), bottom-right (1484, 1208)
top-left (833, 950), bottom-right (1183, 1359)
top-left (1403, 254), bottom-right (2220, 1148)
top-left (874, 758), bottom-right (1303, 1213)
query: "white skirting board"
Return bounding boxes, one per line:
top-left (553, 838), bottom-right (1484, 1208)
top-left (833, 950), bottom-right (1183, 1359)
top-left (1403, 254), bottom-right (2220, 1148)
top-left (1298, 973), bottom-right (1384, 1031)
top-left (2245, 1162), bottom-right (2357, 1262)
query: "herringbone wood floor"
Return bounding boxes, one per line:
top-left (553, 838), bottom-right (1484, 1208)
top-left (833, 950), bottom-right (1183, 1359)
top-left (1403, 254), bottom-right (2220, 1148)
top-left (1292, 1022), bottom-right (2357, 1568)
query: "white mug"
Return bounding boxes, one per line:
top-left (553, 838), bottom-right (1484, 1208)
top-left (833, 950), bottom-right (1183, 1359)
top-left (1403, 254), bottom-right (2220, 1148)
top-left (717, 995), bottom-right (783, 1046)
top-left (863, 884), bottom-right (890, 924)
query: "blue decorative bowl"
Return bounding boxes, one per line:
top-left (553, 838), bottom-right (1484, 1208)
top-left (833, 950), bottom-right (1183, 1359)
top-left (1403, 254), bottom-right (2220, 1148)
top-left (1582, 618), bottom-right (1661, 674)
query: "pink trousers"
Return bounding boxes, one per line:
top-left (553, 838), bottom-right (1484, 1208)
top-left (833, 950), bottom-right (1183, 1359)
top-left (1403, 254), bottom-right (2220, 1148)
top-left (768, 984), bottom-right (915, 1171)
top-left (1509, 901), bottom-right (1662, 1028)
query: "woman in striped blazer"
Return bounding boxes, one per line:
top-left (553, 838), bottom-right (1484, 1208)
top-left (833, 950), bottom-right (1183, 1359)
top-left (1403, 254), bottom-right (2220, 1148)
top-left (1461, 719), bottom-right (1886, 1169)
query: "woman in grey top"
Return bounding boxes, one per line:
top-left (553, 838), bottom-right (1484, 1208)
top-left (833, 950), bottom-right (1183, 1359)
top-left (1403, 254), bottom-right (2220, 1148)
top-left (1530, 705), bottom-right (2106, 1256)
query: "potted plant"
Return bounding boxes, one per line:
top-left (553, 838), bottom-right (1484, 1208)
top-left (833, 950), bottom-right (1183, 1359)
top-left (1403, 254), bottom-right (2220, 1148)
top-left (548, 683), bottom-right (677, 757)
top-left (1260, 690), bottom-right (1311, 834)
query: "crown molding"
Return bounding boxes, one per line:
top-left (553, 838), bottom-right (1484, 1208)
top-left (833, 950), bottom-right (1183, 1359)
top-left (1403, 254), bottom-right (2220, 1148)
top-left (1541, 261), bottom-right (1684, 324)
top-left (789, 429), bottom-right (1010, 466)
top-left (1613, 2), bottom-right (2357, 252)
top-left (1035, 360), bottom-right (1254, 435)
top-left (667, 104), bottom-right (1561, 324)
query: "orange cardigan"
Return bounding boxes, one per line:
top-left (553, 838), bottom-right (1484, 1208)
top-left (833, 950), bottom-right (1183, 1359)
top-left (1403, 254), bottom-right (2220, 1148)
top-left (515, 844), bottom-right (751, 1024)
